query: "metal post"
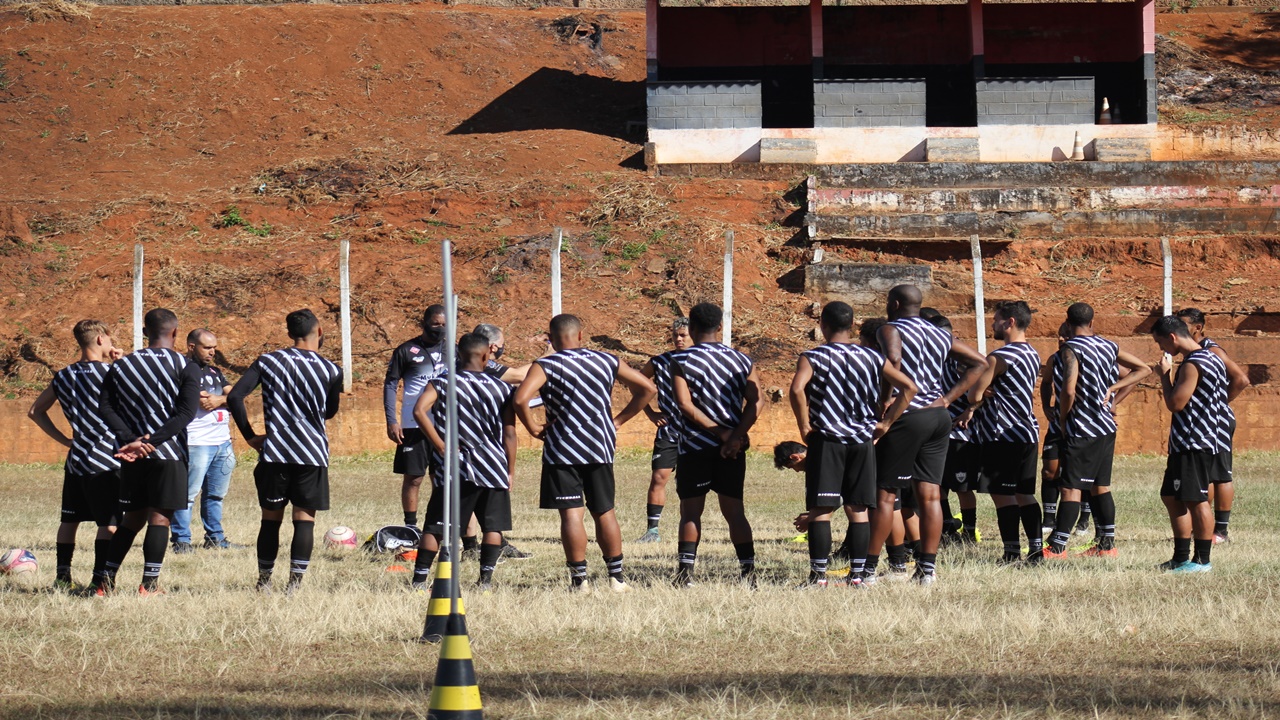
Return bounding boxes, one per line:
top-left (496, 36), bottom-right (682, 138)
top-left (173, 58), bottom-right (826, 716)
top-left (441, 241), bottom-right (461, 614)
top-left (723, 230), bottom-right (734, 346)
top-left (340, 240), bottom-right (352, 393)
top-left (439, 241), bottom-right (454, 600)
top-left (1161, 237), bottom-right (1173, 316)
top-left (551, 227), bottom-right (563, 317)
top-left (133, 244), bottom-right (144, 351)
top-left (970, 235), bottom-right (986, 355)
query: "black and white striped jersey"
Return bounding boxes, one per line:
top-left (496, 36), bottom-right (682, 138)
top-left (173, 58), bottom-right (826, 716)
top-left (535, 348), bottom-right (620, 465)
top-left (383, 337), bottom-right (447, 429)
top-left (649, 352), bottom-right (682, 444)
top-left (50, 362), bottom-right (120, 476)
top-left (229, 348), bottom-right (343, 467)
top-left (972, 342), bottom-right (1042, 444)
top-left (1046, 351), bottom-right (1064, 438)
top-left (1197, 337), bottom-right (1236, 450)
top-left (672, 343), bottom-right (753, 453)
top-left (99, 348), bottom-right (201, 463)
top-left (942, 357), bottom-right (971, 442)
top-left (1170, 349), bottom-right (1229, 454)
top-left (801, 343), bottom-right (884, 444)
top-left (889, 316), bottom-right (952, 410)
top-left (426, 371), bottom-right (514, 489)
top-left (1062, 335), bottom-right (1119, 438)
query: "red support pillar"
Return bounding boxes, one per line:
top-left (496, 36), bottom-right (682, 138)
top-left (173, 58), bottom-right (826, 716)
top-left (968, 0), bottom-right (984, 78)
top-left (810, 0), bottom-right (824, 79)
top-left (646, 0), bottom-right (659, 80)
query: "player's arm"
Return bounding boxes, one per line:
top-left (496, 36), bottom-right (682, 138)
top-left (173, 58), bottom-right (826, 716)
top-left (1058, 345), bottom-right (1079, 431)
top-left (512, 362), bottom-right (548, 439)
top-left (875, 362), bottom-right (918, 440)
top-left (944, 339), bottom-right (989, 408)
top-left (412, 384), bottom-right (446, 454)
top-left (639, 359), bottom-right (664, 425)
top-left (673, 375), bottom-right (721, 432)
top-left (143, 363), bottom-right (202, 448)
top-left (1159, 355), bottom-right (1199, 412)
top-left (27, 386), bottom-right (72, 448)
top-left (1039, 358), bottom-right (1056, 420)
top-left (383, 348), bottom-right (404, 445)
top-left (613, 361), bottom-right (657, 429)
top-left (227, 360), bottom-right (265, 450)
top-left (501, 400), bottom-right (517, 486)
top-left (97, 367), bottom-right (138, 448)
top-left (1209, 346), bottom-right (1251, 402)
top-left (1109, 349), bottom-right (1152, 404)
top-left (875, 324), bottom-right (903, 410)
top-left (499, 363), bottom-right (533, 385)
top-left (723, 366), bottom-right (763, 459)
top-left (966, 353), bottom-right (1004, 406)
top-left (325, 369), bottom-right (343, 420)
top-left (788, 355), bottom-right (814, 440)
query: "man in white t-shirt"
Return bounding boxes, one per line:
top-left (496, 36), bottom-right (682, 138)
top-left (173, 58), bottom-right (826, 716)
top-left (172, 329), bottom-right (243, 553)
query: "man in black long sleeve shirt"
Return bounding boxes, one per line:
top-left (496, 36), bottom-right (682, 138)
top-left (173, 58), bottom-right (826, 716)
top-left (228, 309), bottom-right (343, 594)
top-left (95, 308), bottom-right (201, 595)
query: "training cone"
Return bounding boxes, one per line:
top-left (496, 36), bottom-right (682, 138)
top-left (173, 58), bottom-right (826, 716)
top-left (420, 560), bottom-right (466, 644)
top-left (1070, 130), bottom-right (1085, 161)
top-left (426, 613), bottom-right (483, 720)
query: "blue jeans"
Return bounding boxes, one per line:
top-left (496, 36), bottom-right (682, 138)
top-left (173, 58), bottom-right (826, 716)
top-left (172, 442), bottom-right (236, 544)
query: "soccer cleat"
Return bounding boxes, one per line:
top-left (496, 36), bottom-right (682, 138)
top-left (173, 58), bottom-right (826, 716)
top-left (476, 581), bottom-right (494, 594)
top-left (635, 528), bottom-right (661, 544)
top-left (674, 570), bottom-right (694, 589)
top-left (787, 532), bottom-right (808, 544)
top-left (285, 574), bottom-right (305, 595)
top-left (797, 577), bottom-right (828, 590)
top-left (961, 528), bottom-right (981, 545)
top-left (1041, 547), bottom-right (1068, 560)
top-left (395, 549), bottom-right (419, 563)
top-left (570, 580), bottom-right (592, 595)
top-left (608, 577), bottom-right (632, 593)
top-left (203, 537), bottom-right (249, 550)
top-left (500, 542), bottom-right (533, 560)
top-left (1079, 546), bottom-right (1118, 558)
top-left (837, 574), bottom-right (865, 589)
top-left (1023, 550), bottom-right (1045, 566)
top-left (385, 564), bottom-right (410, 573)
top-left (1213, 532), bottom-right (1230, 545)
top-left (138, 584), bottom-right (166, 597)
top-left (997, 552), bottom-right (1022, 566)
top-left (911, 572), bottom-right (937, 587)
top-left (256, 572), bottom-right (273, 593)
top-left (410, 580), bottom-right (430, 594)
top-left (826, 565), bottom-right (851, 579)
top-left (882, 563), bottom-right (910, 582)
top-left (739, 570), bottom-right (759, 590)
top-left (1169, 561), bottom-right (1212, 574)
top-left (171, 541), bottom-right (195, 555)
top-left (1158, 559), bottom-right (1189, 571)
top-left (77, 582), bottom-right (109, 598)
top-left (53, 577), bottom-right (80, 593)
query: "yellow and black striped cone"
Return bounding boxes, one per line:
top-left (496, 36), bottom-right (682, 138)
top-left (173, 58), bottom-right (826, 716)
top-left (420, 560), bottom-right (466, 644)
top-left (426, 612), bottom-right (483, 720)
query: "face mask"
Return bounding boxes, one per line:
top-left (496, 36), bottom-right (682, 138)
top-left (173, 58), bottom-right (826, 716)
top-left (492, 346), bottom-right (505, 360)
top-left (422, 327), bottom-right (445, 345)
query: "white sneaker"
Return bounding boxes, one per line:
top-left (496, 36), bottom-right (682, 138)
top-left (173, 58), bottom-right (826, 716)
top-left (609, 577), bottom-right (632, 593)
top-left (570, 580), bottom-right (592, 595)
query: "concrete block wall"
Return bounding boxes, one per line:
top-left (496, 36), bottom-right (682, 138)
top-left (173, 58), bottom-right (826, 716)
top-left (1143, 53), bottom-right (1157, 124)
top-left (813, 79), bottom-right (926, 128)
top-left (646, 82), bottom-right (762, 130)
top-left (976, 77), bottom-right (1095, 125)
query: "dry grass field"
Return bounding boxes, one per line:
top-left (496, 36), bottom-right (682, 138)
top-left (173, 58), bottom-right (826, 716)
top-left (1, 450), bottom-right (1278, 719)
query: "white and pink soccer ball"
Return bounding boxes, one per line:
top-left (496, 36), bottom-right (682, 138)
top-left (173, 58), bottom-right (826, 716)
top-left (323, 526), bottom-right (358, 552)
top-left (0, 548), bottom-right (37, 576)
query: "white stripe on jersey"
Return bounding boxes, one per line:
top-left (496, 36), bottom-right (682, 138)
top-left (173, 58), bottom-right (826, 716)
top-left (802, 343), bottom-right (883, 444)
top-left (1063, 335), bottom-right (1119, 438)
top-left (1170, 349), bottom-right (1229, 454)
top-left (941, 357), bottom-right (971, 442)
top-left (972, 342), bottom-right (1041, 444)
top-left (1047, 351), bottom-right (1064, 438)
top-left (106, 348), bottom-right (190, 462)
top-left (51, 362), bottom-right (120, 475)
top-left (428, 371), bottom-right (513, 489)
top-left (650, 353), bottom-right (682, 444)
top-left (536, 349), bottom-right (619, 465)
top-left (890, 316), bottom-right (952, 410)
top-left (1199, 337), bottom-right (1236, 451)
top-left (673, 343), bottom-right (753, 453)
top-left (256, 349), bottom-right (342, 467)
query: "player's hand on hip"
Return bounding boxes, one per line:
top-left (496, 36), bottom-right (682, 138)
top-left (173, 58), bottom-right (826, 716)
top-left (247, 435), bottom-right (267, 451)
top-left (387, 422), bottom-right (403, 444)
top-left (529, 424), bottom-right (546, 440)
top-left (872, 420), bottom-right (891, 442)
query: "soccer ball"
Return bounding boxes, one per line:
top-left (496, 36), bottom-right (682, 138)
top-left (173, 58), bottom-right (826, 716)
top-left (323, 526), bottom-right (358, 551)
top-left (0, 548), bottom-right (37, 576)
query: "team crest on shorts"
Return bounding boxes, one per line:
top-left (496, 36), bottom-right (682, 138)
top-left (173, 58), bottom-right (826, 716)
top-left (1173, 478), bottom-right (1181, 491)
top-left (955, 472), bottom-right (967, 483)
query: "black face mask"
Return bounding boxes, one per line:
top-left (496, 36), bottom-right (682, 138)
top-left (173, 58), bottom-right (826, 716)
top-left (492, 346), bottom-right (504, 360)
top-left (422, 327), bottom-right (445, 345)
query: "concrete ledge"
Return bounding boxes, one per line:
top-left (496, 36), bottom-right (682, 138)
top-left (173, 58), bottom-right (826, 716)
top-left (1096, 137), bottom-right (1154, 162)
top-left (926, 137), bottom-right (980, 162)
top-left (760, 138), bottom-right (818, 165)
top-left (805, 263), bottom-right (933, 304)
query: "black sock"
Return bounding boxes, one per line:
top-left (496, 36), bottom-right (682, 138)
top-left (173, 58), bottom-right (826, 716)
top-left (404, 511), bottom-right (417, 527)
top-left (92, 538), bottom-right (111, 583)
top-left (1079, 501), bottom-right (1092, 523)
top-left (961, 507), bottom-right (977, 532)
top-left (102, 525), bottom-right (140, 587)
top-left (1193, 538), bottom-right (1212, 565)
top-left (996, 504), bottom-right (1022, 557)
top-left (807, 520), bottom-right (831, 580)
top-left (462, 535), bottom-right (478, 552)
top-left (567, 559), bottom-right (588, 586)
top-left (1214, 510), bottom-right (1231, 535)
top-left (646, 504), bottom-right (663, 531)
top-left (1172, 537), bottom-right (1192, 564)
top-left (290, 521), bottom-right (314, 576)
top-left (1019, 502), bottom-right (1044, 552)
top-left (412, 546), bottom-right (439, 584)
top-left (257, 519), bottom-right (282, 577)
top-left (1092, 493), bottom-right (1116, 550)
top-left (734, 541), bottom-right (756, 576)
top-left (940, 495), bottom-right (954, 528)
top-left (887, 543), bottom-right (907, 567)
top-left (1050, 501), bottom-right (1080, 552)
top-left (905, 539), bottom-right (920, 559)
top-left (677, 540), bottom-right (697, 577)
top-left (1042, 483), bottom-right (1060, 523)
top-left (479, 543), bottom-right (502, 583)
top-left (141, 525), bottom-right (169, 590)
top-left (864, 552), bottom-right (880, 578)
top-left (916, 552), bottom-right (937, 577)
top-left (56, 542), bottom-right (74, 582)
top-left (604, 553), bottom-right (624, 582)
top-left (849, 521), bottom-right (870, 576)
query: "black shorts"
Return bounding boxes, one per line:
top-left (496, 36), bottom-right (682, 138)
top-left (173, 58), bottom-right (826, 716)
top-left (652, 436), bottom-right (679, 472)
top-left (393, 428), bottom-right (431, 477)
top-left (424, 482), bottom-right (512, 534)
top-left (895, 483), bottom-right (917, 512)
top-left (255, 462), bottom-right (330, 511)
top-left (1213, 416), bottom-right (1235, 483)
top-left (540, 463), bottom-right (615, 514)
top-left (875, 407), bottom-right (951, 489)
top-left (942, 439), bottom-right (979, 493)
top-left (61, 469), bottom-right (121, 526)
top-left (1042, 433), bottom-right (1062, 464)
top-left (1060, 433), bottom-right (1116, 491)
top-left (119, 459), bottom-right (188, 512)
top-left (1162, 451), bottom-right (1214, 503)
top-left (805, 436), bottom-right (877, 510)
top-left (977, 441), bottom-right (1038, 496)
top-left (675, 448), bottom-right (747, 500)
